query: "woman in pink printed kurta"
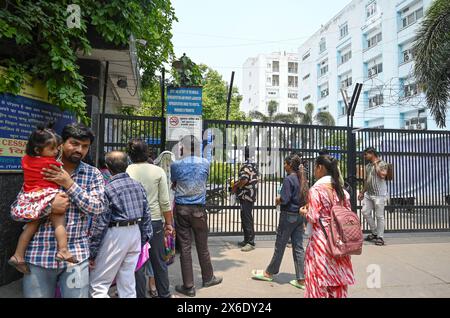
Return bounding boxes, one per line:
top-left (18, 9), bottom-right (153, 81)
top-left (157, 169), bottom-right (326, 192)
top-left (301, 155), bottom-right (355, 298)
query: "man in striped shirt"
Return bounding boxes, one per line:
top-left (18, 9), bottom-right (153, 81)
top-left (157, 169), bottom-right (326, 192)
top-left (18, 123), bottom-right (106, 298)
top-left (358, 147), bottom-right (388, 246)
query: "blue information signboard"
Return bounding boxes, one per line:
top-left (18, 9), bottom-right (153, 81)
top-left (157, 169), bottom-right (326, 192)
top-left (167, 87), bottom-right (202, 115)
top-left (0, 93), bottom-right (75, 172)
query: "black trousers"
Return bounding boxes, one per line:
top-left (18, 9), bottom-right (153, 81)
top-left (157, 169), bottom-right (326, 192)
top-left (175, 204), bottom-right (214, 289)
top-left (240, 200), bottom-right (255, 245)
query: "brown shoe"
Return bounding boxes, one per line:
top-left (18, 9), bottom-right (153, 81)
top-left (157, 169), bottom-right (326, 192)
top-left (55, 249), bottom-right (79, 264)
top-left (8, 255), bottom-right (31, 274)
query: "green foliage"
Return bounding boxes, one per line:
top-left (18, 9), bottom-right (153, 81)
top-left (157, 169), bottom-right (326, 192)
top-left (209, 163), bottom-right (237, 185)
top-left (0, 0), bottom-right (176, 123)
top-left (137, 62), bottom-right (248, 121)
top-left (413, 0), bottom-right (450, 128)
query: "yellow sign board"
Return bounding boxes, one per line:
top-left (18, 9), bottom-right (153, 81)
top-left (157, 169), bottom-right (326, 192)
top-left (0, 66), bottom-right (49, 103)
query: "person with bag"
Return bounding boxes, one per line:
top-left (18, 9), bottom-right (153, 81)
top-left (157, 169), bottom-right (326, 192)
top-left (300, 155), bottom-right (357, 298)
top-left (358, 147), bottom-right (389, 246)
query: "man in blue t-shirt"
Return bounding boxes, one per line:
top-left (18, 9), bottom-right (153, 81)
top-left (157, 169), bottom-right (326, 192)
top-left (170, 135), bottom-right (222, 297)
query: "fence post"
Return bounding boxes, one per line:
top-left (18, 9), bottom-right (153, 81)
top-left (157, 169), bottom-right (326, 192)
top-left (347, 127), bottom-right (357, 212)
top-left (160, 68), bottom-right (166, 151)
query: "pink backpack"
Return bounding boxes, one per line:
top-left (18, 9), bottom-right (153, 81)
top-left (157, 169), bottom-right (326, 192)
top-left (319, 186), bottom-right (363, 258)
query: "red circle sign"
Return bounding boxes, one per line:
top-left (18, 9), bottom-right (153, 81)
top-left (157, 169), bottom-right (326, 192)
top-left (169, 116), bottom-right (179, 126)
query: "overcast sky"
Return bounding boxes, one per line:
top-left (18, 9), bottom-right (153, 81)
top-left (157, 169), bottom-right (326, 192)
top-left (171, 0), bottom-right (351, 91)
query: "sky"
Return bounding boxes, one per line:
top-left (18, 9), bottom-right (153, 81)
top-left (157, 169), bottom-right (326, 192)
top-left (171, 0), bottom-right (352, 91)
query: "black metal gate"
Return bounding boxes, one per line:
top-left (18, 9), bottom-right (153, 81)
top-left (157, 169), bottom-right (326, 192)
top-left (99, 114), bottom-right (450, 235)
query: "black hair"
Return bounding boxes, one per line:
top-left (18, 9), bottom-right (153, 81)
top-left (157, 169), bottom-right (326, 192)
top-left (285, 154), bottom-right (309, 205)
top-left (61, 123), bottom-right (95, 143)
top-left (363, 147), bottom-right (378, 157)
top-left (105, 151), bottom-right (128, 174)
top-left (318, 148), bottom-right (329, 156)
top-left (25, 123), bottom-right (58, 157)
top-left (315, 155), bottom-right (345, 201)
top-left (127, 139), bottom-right (149, 163)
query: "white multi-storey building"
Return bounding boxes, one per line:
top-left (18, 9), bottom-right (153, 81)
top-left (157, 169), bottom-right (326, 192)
top-left (241, 52), bottom-right (299, 116)
top-left (298, 0), bottom-right (450, 130)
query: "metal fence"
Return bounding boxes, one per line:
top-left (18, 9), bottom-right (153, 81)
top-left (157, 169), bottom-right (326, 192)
top-left (99, 114), bottom-right (450, 235)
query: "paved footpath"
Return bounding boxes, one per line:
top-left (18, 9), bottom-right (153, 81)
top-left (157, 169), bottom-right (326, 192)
top-left (1, 233), bottom-right (449, 298)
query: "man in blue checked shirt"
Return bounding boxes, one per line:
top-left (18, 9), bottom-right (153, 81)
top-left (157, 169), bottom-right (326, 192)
top-left (18, 123), bottom-right (106, 298)
top-left (89, 151), bottom-right (152, 298)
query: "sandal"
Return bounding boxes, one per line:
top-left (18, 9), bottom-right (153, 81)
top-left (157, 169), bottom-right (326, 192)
top-left (289, 279), bottom-right (305, 290)
top-left (55, 249), bottom-right (80, 264)
top-left (251, 269), bottom-right (273, 282)
top-left (365, 234), bottom-right (377, 242)
top-left (375, 237), bottom-right (385, 246)
top-left (8, 255), bottom-right (31, 274)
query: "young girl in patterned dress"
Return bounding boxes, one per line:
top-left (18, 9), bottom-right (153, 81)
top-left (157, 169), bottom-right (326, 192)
top-left (8, 125), bottom-right (79, 274)
top-left (300, 155), bottom-right (355, 298)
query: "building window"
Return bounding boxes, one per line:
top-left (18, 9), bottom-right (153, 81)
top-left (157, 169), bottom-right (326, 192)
top-left (319, 38), bottom-right (326, 54)
top-left (272, 75), bottom-right (280, 86)
top-left (319, 59), bottom-right (328, 77)
top-left (320, 85), bottom-right (329, 99)
top-left (338, 101), bottom-right (347, 116)
top-left (288, 105), bottom-right (298, 113)
top-left (366, 1), bottom-right (377, 19)
top-left (401, 7), bottom-right (424, 30)
top-left (340, 50), bottom-right (352, 65)
top-left (341, 76), bottom-right (353, 89)
top-left (367, 32), bottom-right (382, 49)
top-left (267, 76), bottom-right (271, 84)
top-left (267, 63), bottom-right (272, 70)
top-left (368, 94), bottom-right (384, 108)
top-left (272, 61), bottom-right (280, 73)
top-left (340, 23), bottom-right (349, 39)
top-left (404, 82), bottom-right (419, 97)
top-left (303, 95), bottom-right (311, 101)
top-left (288, 92), bottom-right (298, 99)
top-left (368, 62), bottom-right (383, 78)
top-left (288, 76), bottom-right (298, 88)
top-left (401, 47), bottom-right (416, 64)
top-left (404, 116), bottom-right (427, 130)
top-left (302, 51), bottom-right (311, 61)
top-left (303, 74), bottom-right (310, 80)
top-left (288, 62), bottom-right (298, 74)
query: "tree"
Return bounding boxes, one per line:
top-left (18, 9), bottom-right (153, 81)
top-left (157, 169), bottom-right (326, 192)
top-left (249, 102), bottom-right (335, 126)
top-left (0, 1), bottom-right (177, 123)
top-left (413, 0), bottom-right (450, 128)
top-left (249, 100), bottom-right (291, 123)
top-left (136, 62), bottom-right (248, 121)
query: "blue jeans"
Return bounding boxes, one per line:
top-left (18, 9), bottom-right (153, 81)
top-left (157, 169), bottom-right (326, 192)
top-left (23, 260), bottom-right (89, 298)
top-left (266, 212), bottom-right (305, 280)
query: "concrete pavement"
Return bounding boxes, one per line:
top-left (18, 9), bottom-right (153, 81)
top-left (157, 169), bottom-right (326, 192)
top-left (1, 232), bottom-right (449, 298)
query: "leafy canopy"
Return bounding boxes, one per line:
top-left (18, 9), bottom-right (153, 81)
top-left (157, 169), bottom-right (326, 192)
top-left (0, 0), bottom-right (177, 123)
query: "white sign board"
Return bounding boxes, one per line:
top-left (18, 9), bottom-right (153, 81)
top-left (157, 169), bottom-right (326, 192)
top-left (166, 115), bottom-right (203, 142)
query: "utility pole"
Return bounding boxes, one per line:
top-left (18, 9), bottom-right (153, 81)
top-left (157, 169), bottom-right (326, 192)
top-left (160, 68), bottom-right (166, 151)
top-left (342, 83), bottom-right (362, 211)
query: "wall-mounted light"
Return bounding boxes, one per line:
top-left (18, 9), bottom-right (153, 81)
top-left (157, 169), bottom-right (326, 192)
top-left (117, 76), bottom-right (128, 88)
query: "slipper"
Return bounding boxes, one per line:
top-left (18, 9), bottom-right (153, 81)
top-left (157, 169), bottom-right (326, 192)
top-left (251, 269), bottom-right (273, 282)
top-left (289, 279), bottom-right (305, 290)
top-left (8, 256), bottom-right (31, 275)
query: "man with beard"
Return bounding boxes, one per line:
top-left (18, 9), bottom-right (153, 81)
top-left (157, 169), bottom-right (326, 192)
top-left (17, 123), bottom-right (106, 298)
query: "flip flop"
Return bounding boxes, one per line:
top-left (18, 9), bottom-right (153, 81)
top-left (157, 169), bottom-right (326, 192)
top-left (289, 279), bottom-right (305, 290)
top-left (251, 269), bottom-right (273, 282)
top-left (8, 256), bottom-right (31, 275)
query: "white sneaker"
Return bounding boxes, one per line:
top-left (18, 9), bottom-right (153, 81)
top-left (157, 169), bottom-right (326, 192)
top-left (241, 244), bottom-right (255, 252)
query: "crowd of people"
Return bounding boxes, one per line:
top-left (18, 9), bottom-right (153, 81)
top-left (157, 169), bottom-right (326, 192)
top-left (8, 122), bottom-right (389, 298)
